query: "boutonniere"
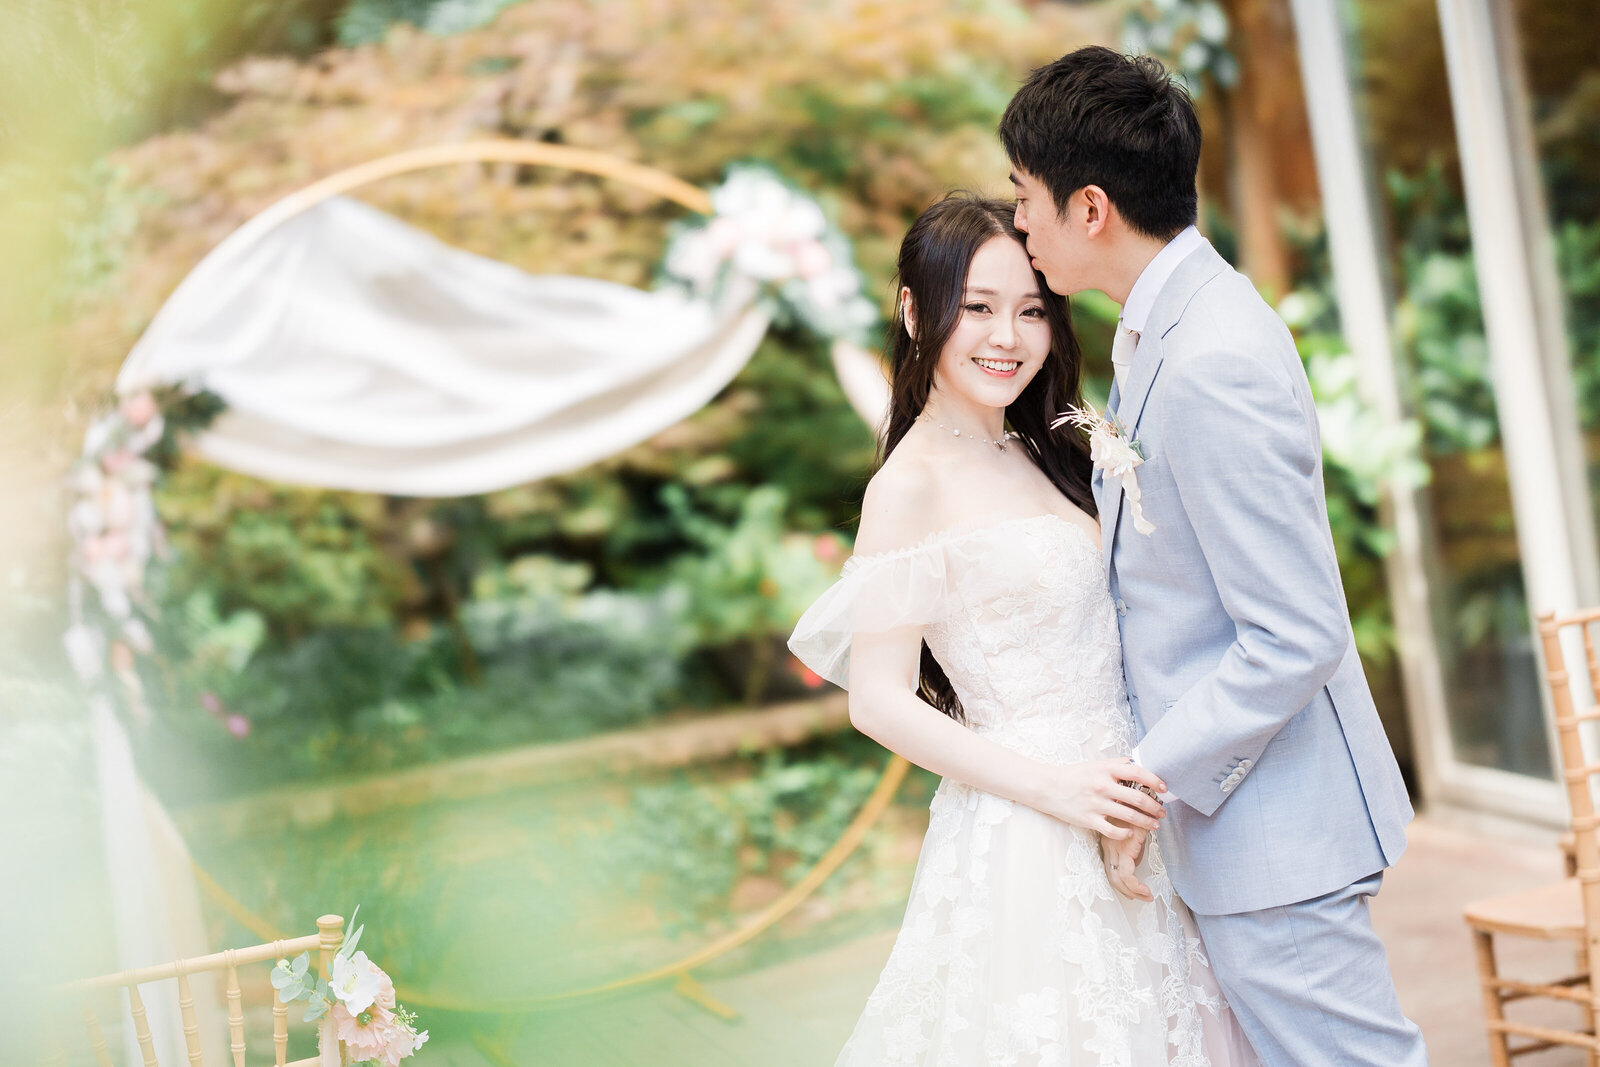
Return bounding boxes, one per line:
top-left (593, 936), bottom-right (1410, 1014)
top-left (1052, 404), bottom-right (1156, 535)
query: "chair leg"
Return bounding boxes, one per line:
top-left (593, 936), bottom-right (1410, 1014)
top-left (1473, 928), bottom-right (1512, 1067)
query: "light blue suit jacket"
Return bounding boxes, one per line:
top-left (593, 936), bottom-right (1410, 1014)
top-left (1098, 241), bottom-right (1414, 916)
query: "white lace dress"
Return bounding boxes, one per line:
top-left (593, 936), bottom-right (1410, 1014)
top-left (789, 513), bottom-right (1257, 1067)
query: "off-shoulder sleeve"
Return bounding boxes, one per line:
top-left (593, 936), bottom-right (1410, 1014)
top-left (786, 540), bottom-right (961, 689)
top-left (787, 515), bottom-right (1078, 689)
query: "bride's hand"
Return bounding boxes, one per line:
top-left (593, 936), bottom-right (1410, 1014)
top-left (1031, 758), bottom-right (1166, 838)
top-left (1100, 825), bottom-right (1153, 902)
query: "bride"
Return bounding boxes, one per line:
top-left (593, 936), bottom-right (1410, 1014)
top-left (789, 195), bottom-right (1257, 1065)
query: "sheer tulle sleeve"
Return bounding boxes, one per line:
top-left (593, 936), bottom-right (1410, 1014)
top-left (787, 515), bottom-right (1072, 689)
top-left (787, 539), bottom-right (962, 689)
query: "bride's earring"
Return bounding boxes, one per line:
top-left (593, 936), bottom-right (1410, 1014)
top-left (913, 343), bottom-right (921, 361)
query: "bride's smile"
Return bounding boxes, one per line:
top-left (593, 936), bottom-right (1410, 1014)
top-left (973, 357), bottom-right (1021, 376)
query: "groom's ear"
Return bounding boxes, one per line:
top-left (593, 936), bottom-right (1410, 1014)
top-left (1081, 185), bottom-right (1112, 238)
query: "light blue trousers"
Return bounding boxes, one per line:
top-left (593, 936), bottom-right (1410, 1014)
top-left (1193, 872), bottom-right (1428, 1067)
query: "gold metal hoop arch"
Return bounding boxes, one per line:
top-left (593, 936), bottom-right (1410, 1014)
top-left (239, 139), bottom-right (712, 243)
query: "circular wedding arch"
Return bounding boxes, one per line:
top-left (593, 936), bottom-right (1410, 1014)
top-left (96, 138), bottom-right (907, 1014)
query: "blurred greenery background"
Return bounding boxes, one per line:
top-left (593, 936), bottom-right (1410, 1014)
top-left (1, 0), bottom-right (1595, 1062)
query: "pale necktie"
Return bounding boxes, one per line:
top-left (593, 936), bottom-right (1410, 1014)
top-left (1111, 321), bottom-right (1140, 393)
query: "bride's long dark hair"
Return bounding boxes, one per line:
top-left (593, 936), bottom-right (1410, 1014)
top-left (879, 193), bottom-right (1095, 722)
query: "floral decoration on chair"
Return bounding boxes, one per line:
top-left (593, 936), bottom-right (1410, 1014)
top-left (271, 910), bottom-right (428, 1066)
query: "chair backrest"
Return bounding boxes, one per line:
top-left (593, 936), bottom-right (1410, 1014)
top-left (1538, 612), bottom-right (1600, 962)
top-left (44, 914), bottom-right (347, 1067)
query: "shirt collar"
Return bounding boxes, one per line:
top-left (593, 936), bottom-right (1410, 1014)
top-left (1118, 225), bottom-right (1206, 335)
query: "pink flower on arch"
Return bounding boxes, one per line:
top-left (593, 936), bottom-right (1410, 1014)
top-left (119, 392), bottom-right (159, 429)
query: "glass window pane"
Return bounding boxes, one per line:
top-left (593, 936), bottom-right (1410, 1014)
top-left (1510, 0), bottom-right (1600, 611)
top-left (1351, 0), bottom-right (1554, 779)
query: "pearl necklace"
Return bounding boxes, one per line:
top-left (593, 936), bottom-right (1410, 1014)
top-left (918, 413), bottom-right (1013, 452)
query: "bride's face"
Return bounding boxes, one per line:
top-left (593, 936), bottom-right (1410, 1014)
top-left (926, 236), bottom-right (1053, 410)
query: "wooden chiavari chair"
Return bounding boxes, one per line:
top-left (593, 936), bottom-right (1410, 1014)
top-left (1465, 610), bottom-right (1600, 1065)
top-left (44, 914), bottom-right (349, 1067)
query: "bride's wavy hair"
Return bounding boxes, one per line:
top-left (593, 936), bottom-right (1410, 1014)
top-left (879, 193), bottom-right (1095, 722)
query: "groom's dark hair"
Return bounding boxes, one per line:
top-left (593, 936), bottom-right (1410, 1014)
top-left (999, 46), bottom-right (1200, 240)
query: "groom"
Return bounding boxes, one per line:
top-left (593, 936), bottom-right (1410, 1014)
top-left (1001, 48), bottom-right (1426, 1064)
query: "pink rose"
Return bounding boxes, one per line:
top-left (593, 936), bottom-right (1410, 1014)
top-left (793, 239), bottom-right (831, 280)
top-left (119, 392), bottom-right (159, 429)
top-left (377, 967), bottom-right (397, 1010)
top-left (102, 450), bottom-right (136, 476)
top-left (333, 1000), bottom-right (396, 1059)
top-left (381, 1026), bottom-right (422, 1066)
top-left (226, 714), bottom-right (251, 739)
top-left (102, 482), bottom-right (136, 529)
top-left (812, 534), bottom-right (842, 563)
top-left (90, 532), bottom-right (132, 563)
top-left (707, 216), bottom-right (741, 257)
top-left (788, 656), bottom-right (825, 690)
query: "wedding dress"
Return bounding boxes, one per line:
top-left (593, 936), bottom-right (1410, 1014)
top-left (789, 512), bottom-right (1258, 1066)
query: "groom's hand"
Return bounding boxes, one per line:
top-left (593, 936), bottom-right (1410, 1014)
top-left (1100, 826), bottom-right (1153, 902)
top-left (1033, 758), bottom-right (1167, 839)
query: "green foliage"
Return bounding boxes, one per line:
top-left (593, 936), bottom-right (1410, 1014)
top-left (335, 0), bottom-right (519, 45)
top-left (155, 467), bottom-right (415, 641)
top-left (0, 159), bottom-right (146, 346)
top-left (1386, 166), bottom-right (1497, 453)
top-left (145, 565), bottom-right (696, 799)
top-left (1121, 0), bottom-right (1237, 95)
top-left (660, 485), bottom-right (841, 647)
top-left (143, 476), bottom-right (851, 797)
top-left (1277, 280), bottom-right (1428, 669)
top-left (615, 742), bottom-right (883, 933)
top-left (1558, 218), bottom-right (1600, 421)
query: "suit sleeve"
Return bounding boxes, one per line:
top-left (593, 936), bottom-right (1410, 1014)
top-left (1133, 346), bottom-right (1351, 816)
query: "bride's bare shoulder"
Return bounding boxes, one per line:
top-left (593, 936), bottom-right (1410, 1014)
top-left (857, 449), bottom-right (947, 556)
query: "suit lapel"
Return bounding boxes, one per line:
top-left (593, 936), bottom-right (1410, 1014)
top-left (1099, 242), bottom-right (1230, 580)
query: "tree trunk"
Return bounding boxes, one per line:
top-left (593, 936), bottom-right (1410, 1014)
top-left (1220, 0), bottom-right (1322, 297)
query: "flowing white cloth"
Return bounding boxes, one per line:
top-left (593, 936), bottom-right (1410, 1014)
top-left (116, 196), bottom-right (783, 496)
top-left (789, 514), bottom-right (1257, 1066)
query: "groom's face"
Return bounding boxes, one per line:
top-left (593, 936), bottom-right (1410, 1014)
top-left (1009, 168), bottom-right (1083, 297)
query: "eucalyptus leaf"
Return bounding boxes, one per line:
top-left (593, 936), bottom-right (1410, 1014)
top-left (341, 923), bottom-right (364, 959)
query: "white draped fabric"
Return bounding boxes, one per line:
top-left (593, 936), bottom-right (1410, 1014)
top-left (118, 196), bottom-right (784, 496)
top-left (89, 184), bottom-right (887, 1064)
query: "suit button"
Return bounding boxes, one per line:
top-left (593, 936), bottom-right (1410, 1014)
top-left (1220, 779), bottom-right (1236, 795)
top-left (1239, 759), bottom-right (1253, 770)
top-left (1115, 598), bottom-right (1128, 616)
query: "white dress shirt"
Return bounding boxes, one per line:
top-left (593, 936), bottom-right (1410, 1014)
top-left (1120, 224), bottom-right (1207, 335)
